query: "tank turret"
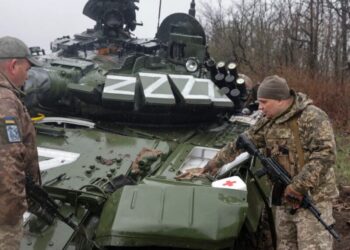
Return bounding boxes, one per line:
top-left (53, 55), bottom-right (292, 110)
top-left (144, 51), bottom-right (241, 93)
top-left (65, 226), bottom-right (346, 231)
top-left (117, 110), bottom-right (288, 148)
top-left (26, 0), bottom-right (254, 125)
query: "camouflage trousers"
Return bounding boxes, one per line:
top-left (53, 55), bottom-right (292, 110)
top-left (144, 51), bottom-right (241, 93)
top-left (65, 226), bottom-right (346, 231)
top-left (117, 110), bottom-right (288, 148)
top-left (275, 201), bottom-right (334, 250)
top-left (0, 221), bottom-right (23, 250)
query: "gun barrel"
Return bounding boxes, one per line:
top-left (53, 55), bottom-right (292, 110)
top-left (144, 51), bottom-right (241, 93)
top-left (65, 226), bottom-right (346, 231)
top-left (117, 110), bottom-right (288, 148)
top-left (304, 199), bottom-right (340, 241)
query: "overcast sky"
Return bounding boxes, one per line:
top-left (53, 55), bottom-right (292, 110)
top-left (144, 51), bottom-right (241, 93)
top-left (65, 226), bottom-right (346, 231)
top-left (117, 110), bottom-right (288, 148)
top-left (0, 0), bottom-right (214, 52)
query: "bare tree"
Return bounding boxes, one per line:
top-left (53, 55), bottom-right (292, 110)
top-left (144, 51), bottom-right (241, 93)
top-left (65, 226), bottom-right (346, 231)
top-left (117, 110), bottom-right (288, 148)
top-left (199, 0), bottom-right (349, 81)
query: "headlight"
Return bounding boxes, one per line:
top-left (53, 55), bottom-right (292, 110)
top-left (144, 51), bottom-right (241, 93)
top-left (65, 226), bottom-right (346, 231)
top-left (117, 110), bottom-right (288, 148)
top-left (185, 58), bottom-right (199, 73)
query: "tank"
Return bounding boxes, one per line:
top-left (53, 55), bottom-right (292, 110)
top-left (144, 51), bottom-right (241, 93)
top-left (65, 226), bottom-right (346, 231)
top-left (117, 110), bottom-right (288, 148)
top-left (21, 1), bottom-right (271, 249)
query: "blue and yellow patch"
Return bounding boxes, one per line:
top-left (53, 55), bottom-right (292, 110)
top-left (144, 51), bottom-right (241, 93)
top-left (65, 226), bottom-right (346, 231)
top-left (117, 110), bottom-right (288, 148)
top-left (4, 117), bottom-right (16, 124)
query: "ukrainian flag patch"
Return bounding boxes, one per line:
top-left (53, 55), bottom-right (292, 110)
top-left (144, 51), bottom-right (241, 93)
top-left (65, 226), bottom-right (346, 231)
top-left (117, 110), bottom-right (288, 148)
top-left (4, 117), bottom-right (15, 124)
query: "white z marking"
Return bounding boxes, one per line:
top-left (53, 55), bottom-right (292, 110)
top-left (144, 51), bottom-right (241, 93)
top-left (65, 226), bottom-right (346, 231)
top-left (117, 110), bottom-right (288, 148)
top-left (103, 75), bottom-right (136, 95)
top-left (38, 147), bottom-right (80, 171)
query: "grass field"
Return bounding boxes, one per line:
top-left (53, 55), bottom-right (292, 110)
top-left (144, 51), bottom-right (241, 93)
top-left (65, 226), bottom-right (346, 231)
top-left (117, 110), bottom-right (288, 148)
top-left (335, 134), bottom-right (350, 185)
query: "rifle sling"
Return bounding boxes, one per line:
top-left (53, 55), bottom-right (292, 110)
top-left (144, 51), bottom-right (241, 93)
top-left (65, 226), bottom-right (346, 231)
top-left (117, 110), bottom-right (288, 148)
top-left (289, 115), bottom-right (305, 169)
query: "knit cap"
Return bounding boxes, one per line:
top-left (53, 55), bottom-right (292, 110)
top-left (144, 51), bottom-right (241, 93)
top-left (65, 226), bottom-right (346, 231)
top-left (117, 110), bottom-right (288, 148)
top-left (257, 75), bottom-right (290, 100)
top-left (0, 36), bottom-right (42, 66)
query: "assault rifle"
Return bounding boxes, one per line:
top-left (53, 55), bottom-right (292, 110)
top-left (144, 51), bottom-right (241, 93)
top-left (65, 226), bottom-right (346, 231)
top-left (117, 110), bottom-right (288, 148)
top-left (25, 175), bottom-right (78, 230)
top-left (236, 133), bottom-right (340, 241)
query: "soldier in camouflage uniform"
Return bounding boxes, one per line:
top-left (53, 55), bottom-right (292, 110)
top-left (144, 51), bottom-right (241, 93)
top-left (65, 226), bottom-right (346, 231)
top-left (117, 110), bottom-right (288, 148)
top-left (205, 75), bottom-right (338, 250)
top-left (0, 36), bottom-right (42, 250)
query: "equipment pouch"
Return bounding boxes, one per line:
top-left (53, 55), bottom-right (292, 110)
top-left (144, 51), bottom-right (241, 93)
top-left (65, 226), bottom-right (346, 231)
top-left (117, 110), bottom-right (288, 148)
top-left (271, 181), bottom-right (285, 206)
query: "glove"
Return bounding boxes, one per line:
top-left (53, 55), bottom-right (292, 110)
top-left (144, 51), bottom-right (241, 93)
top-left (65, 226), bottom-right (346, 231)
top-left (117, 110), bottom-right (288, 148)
top-left (284, 185), bottom-right (303, 209)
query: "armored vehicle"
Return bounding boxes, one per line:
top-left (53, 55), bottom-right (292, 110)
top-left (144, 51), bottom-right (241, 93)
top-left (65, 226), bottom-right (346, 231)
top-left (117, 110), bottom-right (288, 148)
top-left (21, 1), bottom-right (272, 249)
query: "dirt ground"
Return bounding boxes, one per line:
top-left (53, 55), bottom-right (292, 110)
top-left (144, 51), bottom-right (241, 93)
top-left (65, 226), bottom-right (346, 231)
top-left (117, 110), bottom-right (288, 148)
top-left (333, 187), bottom-right (350, 250)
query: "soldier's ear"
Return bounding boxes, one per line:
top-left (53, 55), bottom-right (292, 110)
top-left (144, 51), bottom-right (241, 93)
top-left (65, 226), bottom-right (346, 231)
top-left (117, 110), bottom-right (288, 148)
top-left (7, 59), bottom-right (18, 74)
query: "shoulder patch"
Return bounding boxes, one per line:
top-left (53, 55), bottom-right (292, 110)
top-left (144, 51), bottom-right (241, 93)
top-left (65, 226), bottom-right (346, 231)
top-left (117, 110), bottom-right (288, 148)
top-left (0, 116), bottom-right (22, 144)
top-left (6, 124), bottom-right (21, 142)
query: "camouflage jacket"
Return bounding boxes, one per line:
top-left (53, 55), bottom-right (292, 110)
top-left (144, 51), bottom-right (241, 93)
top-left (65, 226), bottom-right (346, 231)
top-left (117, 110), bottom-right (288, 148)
top-left (0, 73), bottom-right (39, 225)
top-left (213, 91), bottom-right (339, 202)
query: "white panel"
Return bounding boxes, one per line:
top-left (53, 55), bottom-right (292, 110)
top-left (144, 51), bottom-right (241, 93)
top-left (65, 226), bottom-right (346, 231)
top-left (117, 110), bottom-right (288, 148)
top-left (216, 152), bottom-right (251, 177)
top-left (178, 146), bottom-right (219, 173)
top-left (208, 80), bottom-right (234, 108)
top-left (139, 72), bottom-right (175, 105)
top-left (212, 176), bottom-right (247, 191)
top-left (169, 74), bottom-right (210, 105)
top-left (102, 75), bottom-right (136, 101)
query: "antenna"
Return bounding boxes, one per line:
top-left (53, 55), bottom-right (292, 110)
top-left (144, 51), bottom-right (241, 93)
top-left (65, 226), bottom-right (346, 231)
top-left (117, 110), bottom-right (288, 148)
top-left (157, 0), bottom-right (162, 32)
top-left (189, 0), bottom-right (196, 17)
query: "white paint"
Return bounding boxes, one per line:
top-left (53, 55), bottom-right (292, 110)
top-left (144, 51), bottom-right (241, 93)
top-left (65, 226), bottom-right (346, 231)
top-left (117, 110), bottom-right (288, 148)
top-left (139, 73), bottom-right (175, 102)
top-left (103, 75), bottom-right (137, 96)
top-left (37, 117), bottom-right (95, 128)
top-left (169, 74), bottom-right (214, 104)
top-left (38, 147), bottom-right (80, 171)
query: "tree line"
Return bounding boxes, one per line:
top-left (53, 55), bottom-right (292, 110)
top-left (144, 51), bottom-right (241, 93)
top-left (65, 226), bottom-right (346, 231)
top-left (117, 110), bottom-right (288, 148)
top-left (199, 0), bottom-right (350, 84)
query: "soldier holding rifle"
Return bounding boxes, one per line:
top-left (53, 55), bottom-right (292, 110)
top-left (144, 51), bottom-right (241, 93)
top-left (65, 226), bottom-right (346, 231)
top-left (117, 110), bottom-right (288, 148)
top-left (205, 75), bottom-right (339, 249)
top-left (0, 36), bottom-right (41, 250)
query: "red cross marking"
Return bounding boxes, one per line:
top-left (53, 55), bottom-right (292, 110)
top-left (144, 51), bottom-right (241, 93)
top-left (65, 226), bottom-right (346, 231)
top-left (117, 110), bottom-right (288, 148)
top-left (223, 180), bottom-right (236, 187)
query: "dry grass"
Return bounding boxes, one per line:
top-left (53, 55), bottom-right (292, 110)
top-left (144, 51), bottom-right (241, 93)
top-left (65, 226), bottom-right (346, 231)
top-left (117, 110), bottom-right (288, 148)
top-left (282, 69), bottom-right (350, 131)
top-left (250, 67), bottom-right (350, 132)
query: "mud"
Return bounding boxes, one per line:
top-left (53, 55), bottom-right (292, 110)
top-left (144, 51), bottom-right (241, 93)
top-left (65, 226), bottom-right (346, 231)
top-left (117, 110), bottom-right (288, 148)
top-left (333, 187), bottom-right (350, 250)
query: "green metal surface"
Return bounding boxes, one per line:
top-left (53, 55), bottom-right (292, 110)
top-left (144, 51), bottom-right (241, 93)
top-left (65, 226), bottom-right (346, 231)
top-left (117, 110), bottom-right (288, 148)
top-left (96, 185), bottom-right (247, 249)
top-left (21, 206), bottom-right (87, 250)
top-left (20, 120), bottom-right (267, 249)
top-left (37, 126), bottom-right (170, 191)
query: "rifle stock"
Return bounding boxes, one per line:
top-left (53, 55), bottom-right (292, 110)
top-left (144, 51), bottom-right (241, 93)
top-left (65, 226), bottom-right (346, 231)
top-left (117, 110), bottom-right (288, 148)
top-left (236, 133), bottom-right (340, 241)
top-left (26, 175), bottom-right (78, 230)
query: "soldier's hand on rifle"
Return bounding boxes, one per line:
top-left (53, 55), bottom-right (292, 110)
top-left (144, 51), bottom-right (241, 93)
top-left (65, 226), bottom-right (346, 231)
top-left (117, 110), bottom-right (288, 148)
top-left (284, 185), bottom-right (303, 209)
